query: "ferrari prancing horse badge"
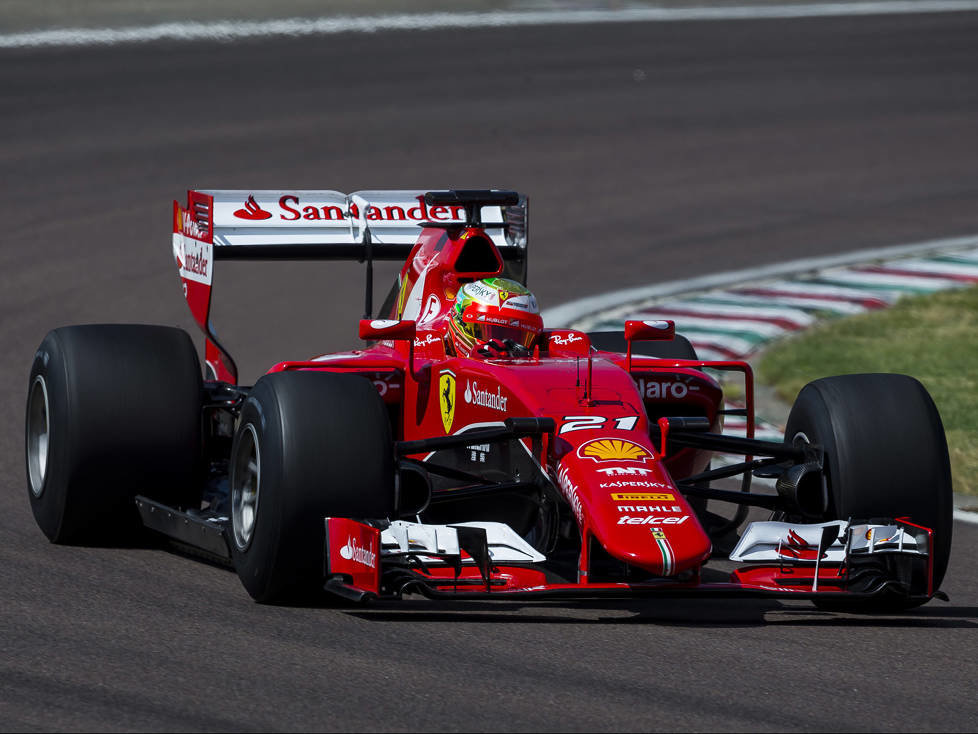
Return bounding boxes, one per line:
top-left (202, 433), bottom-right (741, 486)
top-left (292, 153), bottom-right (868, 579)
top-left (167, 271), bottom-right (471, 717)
top-left (439, 369), bottom-right (456, 433)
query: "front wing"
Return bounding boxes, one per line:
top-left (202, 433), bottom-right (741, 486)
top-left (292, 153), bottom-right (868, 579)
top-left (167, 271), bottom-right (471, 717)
top-left (323, 517), bottom-right (937, 604)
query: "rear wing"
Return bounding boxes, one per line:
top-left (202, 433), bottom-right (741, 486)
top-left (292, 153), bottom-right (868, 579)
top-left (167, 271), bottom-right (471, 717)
top-left (172, 189), bottom-right (528, 382)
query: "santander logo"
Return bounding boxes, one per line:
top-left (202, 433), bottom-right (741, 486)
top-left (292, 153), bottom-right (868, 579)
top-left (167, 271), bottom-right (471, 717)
top-left (233, 195), bottom-right (273, 221)
top-left (339, 536), bottom-right (377, 569)
top-left (464, 380), bottom-right (508, 412)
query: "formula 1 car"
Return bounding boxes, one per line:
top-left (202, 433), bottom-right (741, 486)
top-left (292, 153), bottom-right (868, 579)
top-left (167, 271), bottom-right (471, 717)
top-left (25, 189), bottom-right (953, 610)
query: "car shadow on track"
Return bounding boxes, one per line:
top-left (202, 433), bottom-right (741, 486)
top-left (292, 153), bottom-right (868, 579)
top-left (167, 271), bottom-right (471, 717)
top-left (344, 600), bottom-right (978, 628)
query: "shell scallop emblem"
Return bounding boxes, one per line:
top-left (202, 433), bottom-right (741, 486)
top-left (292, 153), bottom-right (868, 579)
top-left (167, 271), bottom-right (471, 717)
top-left (577, 438), bottom-right (653, 463)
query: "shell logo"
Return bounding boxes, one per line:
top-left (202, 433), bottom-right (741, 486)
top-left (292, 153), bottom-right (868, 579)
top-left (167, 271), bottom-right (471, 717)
top-left (577, 438), bottom-right (653, 464)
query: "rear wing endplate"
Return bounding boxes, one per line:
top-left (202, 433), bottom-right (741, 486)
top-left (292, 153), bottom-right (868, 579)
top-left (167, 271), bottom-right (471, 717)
top-left (172, 189), bottom-right (528, 383)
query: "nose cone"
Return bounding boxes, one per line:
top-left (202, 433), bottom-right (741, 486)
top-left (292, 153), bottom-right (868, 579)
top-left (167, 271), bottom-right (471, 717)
top-left (556, 435), bottom-right (711, 577)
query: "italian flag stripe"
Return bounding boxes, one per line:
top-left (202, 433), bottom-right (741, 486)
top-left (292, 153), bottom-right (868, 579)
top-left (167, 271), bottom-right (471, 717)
top-left (655, 533), bottom-right (674, 576)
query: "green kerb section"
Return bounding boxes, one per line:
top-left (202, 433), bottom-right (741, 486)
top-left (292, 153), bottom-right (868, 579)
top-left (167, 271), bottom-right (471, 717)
top-left (758, 284), bottom-right (978, 495)
top-left (931, 254), bottom-right (978, 266)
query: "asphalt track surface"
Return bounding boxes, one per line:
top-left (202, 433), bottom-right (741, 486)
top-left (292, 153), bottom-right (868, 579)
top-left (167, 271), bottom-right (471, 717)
top-left (2, 11), bottom-right (977, 732)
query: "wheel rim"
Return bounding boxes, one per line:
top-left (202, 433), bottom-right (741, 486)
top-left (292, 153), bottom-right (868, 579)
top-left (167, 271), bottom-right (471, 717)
top-left (231, 423), bottom-right (261, 550)
top-left (27, 375), bottom-right (50, 498)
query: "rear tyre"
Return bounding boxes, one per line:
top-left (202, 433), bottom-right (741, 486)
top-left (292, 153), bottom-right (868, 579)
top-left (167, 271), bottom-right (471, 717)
top-left (784, 374), bottom-right (952, 609)
top-left (228, 371), bottom-right (395, 603)
top-left (26, 325), bottom-right (203, 544)
top-left (587, 330), bottom-right (699, 360)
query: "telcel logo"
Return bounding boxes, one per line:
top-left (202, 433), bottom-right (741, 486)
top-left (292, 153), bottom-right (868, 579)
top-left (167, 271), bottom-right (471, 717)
top-left (617, 515), bottom-right (689, 526)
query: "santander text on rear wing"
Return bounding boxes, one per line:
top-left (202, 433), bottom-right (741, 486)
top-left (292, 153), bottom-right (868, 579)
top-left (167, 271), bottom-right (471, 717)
top-left (171, 189), bottom-right (528, 383)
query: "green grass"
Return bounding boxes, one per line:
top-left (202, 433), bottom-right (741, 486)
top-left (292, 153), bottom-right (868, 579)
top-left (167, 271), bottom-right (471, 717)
top-left (757, 284), bottom-right (978, 495)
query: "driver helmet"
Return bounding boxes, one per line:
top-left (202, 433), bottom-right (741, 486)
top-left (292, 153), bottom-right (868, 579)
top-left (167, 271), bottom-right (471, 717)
top-left (448, 277), bottom-right (543, 356)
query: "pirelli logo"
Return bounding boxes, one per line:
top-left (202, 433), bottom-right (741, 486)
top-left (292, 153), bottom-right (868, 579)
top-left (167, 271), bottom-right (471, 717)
top-left (611, 493), bottom-right (675, 501)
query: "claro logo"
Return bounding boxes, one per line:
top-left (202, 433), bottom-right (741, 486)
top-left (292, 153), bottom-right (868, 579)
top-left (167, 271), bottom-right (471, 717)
top-left (635, 378), bottom-right (698, 400)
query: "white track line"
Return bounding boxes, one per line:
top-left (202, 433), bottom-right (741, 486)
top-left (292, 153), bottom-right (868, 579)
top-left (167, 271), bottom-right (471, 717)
top-left (4, 2), bottom-right (978, 49)
top-left (954, 509), bottom-right (978, 525)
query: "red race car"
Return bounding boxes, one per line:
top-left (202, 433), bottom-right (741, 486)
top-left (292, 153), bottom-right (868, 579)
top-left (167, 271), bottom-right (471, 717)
top-left (25, 189), bottom-right (953, 609)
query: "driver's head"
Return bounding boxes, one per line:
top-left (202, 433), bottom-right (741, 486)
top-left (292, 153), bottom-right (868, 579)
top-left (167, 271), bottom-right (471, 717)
top-left (448, 277), bottom-right (543, 357)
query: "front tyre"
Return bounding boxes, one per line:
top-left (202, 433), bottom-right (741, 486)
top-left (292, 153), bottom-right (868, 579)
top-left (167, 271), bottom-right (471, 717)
top-left (785, 374), bottom-right (952, 607)
top-left (228, 371), bottom-right (395, 603)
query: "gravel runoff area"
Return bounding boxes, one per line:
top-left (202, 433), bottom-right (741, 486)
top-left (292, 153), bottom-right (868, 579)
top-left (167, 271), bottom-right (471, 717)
top-left (2, 0), bottom-right (969, 32)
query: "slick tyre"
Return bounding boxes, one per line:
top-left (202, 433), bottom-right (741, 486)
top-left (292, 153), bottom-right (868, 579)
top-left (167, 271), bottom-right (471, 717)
top-left (228, 371), bottom-right (395, 603)
top-left (785, 374), bottom-right (952, 608)
top-left (587, 331), bottom-right (699, 360)
top-left (26, 325), bottom-right (203, 544)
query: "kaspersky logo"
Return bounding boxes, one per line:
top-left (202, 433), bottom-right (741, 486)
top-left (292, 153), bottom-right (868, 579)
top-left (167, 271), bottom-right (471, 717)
top-left (233, 195), bottom-right (273, 220)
